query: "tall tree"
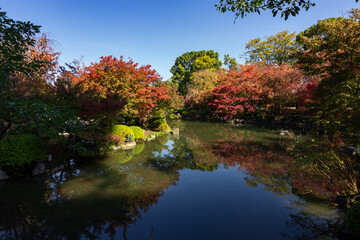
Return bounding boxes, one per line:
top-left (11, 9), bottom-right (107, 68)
top-left (170, 50), bottom-right (222, 95)
top-left (69, 56), bottom-right (169, 124)
top-left (0, 9), bottom-right (40, 82)
top-left (296, 8), bottom-right (360, 134)
top-left (244, 30), bottom-right (301, 65)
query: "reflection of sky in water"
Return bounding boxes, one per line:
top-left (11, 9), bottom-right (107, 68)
top-left (154, 138), bottom-right (174, 158)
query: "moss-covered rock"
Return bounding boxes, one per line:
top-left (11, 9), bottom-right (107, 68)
top-left (129, 126), bottom-right (144, 141)
top-left (111, 125), bottom-right (134, 142)
top-left (0, 134), bottom-right (46, 174)
top-left (345, 201), bottom-right (360, 237)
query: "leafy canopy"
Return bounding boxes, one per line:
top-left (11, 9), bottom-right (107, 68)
top-left (216, 0), bottom-right (316, 20)
top-left (0, 9), bottom-right (40, 81)
top-left (223, 54), bottom-right (239, 70)
top-left (69, 56), bottom-right (169, 123)
top-left (295, 8), bottom-right (360, 134)
top-left (170, 50), bottom-right (222, 95)
top-left (244, 30), bottom-right (301, 65)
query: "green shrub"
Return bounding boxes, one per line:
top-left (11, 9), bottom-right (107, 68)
top-left (158, 122), bottom-right (170, 133)
top-left (132, 143), bottom-right (145, 155)
top-left (111, 125), bottom-right (134, 142)
top-left (0, 134), bottom-right (46, 172)
top-left (345, 201), bottom-right (360, 237)
top-left (148, 118), bottom-right (170, 132)
top-left (129, 126), bottom-right (144, 141)
top-left (148, 118), bottom-right (166, 129)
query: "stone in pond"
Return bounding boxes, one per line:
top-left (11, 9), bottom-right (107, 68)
top-left (172, 128), bottom-right (180, 135)
top-left (0, 169), bottom-right (9, 180)
top-left (120, 141), bottom-right (136, 150)
top-left (32, 160), bottom-right (46, 176)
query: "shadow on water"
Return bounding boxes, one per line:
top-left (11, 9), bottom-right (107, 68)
top-left (0, 120), bottom-right (357, 239)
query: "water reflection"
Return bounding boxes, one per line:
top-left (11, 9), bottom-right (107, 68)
top-left (0, 120), bottom-right (356, 239)
top-left (0, 137), bottom-right (178, 240)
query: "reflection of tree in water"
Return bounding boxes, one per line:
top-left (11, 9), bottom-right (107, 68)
top-left (146, 123), bottom-right (220, 173)
top-left (0, 137), bottom-right (179, 240)
top-left (207, 127), bottom-right (352, 238)
top-left (280, 199), bottom-right (344, 240)
top-left (209, 128), bottom-right (359, 200)
top-left (0, 121), bottom-right (357, 239)
top-left (291, 139), bottom-right (359, 199)
top-left (210, 127), bottom-right (295, 196)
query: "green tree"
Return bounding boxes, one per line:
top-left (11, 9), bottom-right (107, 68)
top-left (186, 69), bottom-right (221, 108)
top-left (244, 30), bottom-right (301, 65)
top-left (0, 9), bottom-right (40, 81)
top-left (223, 54), bottom-right (239, 70)
top-left (216, 1), bottom-right (359, 20)
top-left (0, 10), bottom-right (78, 142)
top-left (0, 9), bottom-right (41, 138)
top-left (296, 8), bottom-right (360, 134)
top-left (170, 50), bottom-right (222, 95)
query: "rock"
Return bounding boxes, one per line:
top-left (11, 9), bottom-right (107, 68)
top-left (111, 141), bottom-right (137, 151)
top-left (32, 160), bottom-right (46, 176)
top-left (172, 128), bottom-right (180, 135)
top-left (344, 147), bottom-right (359, 157)
top-left (120, 141), bottom-right (136, 150)
top-left (53, 165), bottom-right (65, 172)
top-left (0, 169), bottom-right (9, 180)
top-left (279, 130), bottom-right (295, 138)
top-left (146, 135), bottom-right (156, 141)
top-left (59, 132), bottom-right (70, 138)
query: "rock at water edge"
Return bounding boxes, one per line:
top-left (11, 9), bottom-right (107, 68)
top-left (172, 128), bottom-right (180, 135)
top-left (32, 160), bottom-right (46, 176)
top-left (0, 169), bottom-right (9, 180)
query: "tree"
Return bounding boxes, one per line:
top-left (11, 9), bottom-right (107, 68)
top-left (0, 10), bottom-right (65, 139)
top-left (216, 0), bottom-right (360, 20)
top-left (0, 9), bottom-right (40, 81)
top-left (216, 0), bottom-right (316, 20)
top-left (296, 8), bottom-right (360, 134)
top-left (68, 56), bottom-right (169, 124)
top-left (244, 30), bottom-right (301, 65)
top-left (186, 69), bottom-right (222, 108)
top-left (208, 64), bottom-right (310, 120)
top-left (223, 54), bottom-right (239, 70)
top-left (11, 34), bottom-right (60, 97)
top-left (170, 50), bottom-right (222, 95)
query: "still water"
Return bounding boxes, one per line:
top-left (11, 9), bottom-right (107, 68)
top-left (0, 121), bottom-right (346, 240)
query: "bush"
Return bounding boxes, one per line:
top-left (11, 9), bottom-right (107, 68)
top-left (129, 126), bottom-right (144, 141)
top-left (345, 201), bottom-right (360, 237)
top-left (158, 122), bottom-right (170, 133)
top-left (0, 134), bottom-right (46, 173)
top-left (148, 118), bottom-right (170, 132)
top-left (111, 125), bottom-right (134, 142)
top-left (148, 118), bottom-right (166, 129)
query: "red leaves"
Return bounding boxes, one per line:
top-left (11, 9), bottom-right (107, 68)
top-left (207, 64), bottom-right (315, 119)
top-left (70, 55), bottom-right (169, 121)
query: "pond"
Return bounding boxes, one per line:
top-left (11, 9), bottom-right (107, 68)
top-left (0, 120), bottom-right (349, 240)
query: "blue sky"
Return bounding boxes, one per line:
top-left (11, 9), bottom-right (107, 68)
top-left (1, 0), bottom-right (359, 80)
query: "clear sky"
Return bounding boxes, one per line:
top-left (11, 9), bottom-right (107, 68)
top-left (1, 0), bottom-right (359, 80)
